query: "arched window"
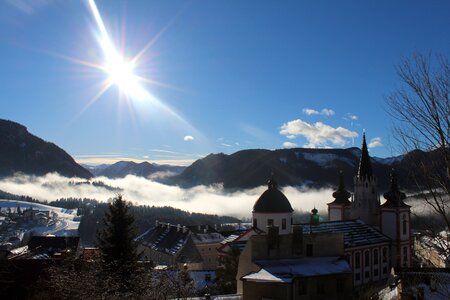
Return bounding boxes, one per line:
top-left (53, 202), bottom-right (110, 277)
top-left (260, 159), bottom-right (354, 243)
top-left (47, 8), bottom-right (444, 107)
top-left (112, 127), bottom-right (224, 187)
top-left (364, 250), bottom-right (370, 267)
top-left (355, 252), bottom-right (361, 268)
top-left (402, 217), bottom-right (407, 235)
top-left (373, 249), bottom-right (379, 265)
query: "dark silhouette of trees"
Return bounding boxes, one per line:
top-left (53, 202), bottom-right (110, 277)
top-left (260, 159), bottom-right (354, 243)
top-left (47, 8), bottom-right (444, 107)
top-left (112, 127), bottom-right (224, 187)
top-left (96, 194), bottom-right (140, 291)
top-left (386, 53), bottom-right (450, 233)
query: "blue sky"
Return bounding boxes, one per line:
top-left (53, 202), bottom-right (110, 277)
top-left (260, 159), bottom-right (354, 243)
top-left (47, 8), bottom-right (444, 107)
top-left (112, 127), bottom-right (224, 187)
top-left (1, 0), bottom-right (449, 165)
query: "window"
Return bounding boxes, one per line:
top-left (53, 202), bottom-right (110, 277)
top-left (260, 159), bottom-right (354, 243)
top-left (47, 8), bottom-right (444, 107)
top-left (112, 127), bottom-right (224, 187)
top-left (383, 267), bottom-right (388, 274)
top-left (298, 279), bottom-right (307, 295)
top-left (282, 218), bottom-right (286, 230)
top-left (267, 219), bottom-right (274, 227)
top-left (403, 246), bottom-right (408, 267)
top-left (355, 273), bottom-right (360, 281)
top-left (306, 244), bottom-right (313, 257)
top-left (364, 250), bottom-right (370, 267)
top-left (317, 281), bottom-right (325, 295)
top-left (403, 218), bottom-right (407, 235)
top-left (355, 252), bottom-right (361, 268)
top-left (253, 218), bottom-right (257, 228)
top-left (373, 249), bottom-right (379, 265)
top-left (365, 271), bottom-right (370, 279)
top-left (382, 247), bottom-right (387, 263)
top-left (373, 269), bottom-right (378, 277)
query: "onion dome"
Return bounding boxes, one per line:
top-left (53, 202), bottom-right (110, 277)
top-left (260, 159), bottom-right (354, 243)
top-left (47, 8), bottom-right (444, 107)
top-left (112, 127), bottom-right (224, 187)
top-left (357, 132), bottom-right (373, 180)
top-left (330, 171), bottom-right (351, 205)
top-left (253, 179), bottom-right (294, 213)
top-left (310, 207), bottom-right (320, 224)
top-left (382, 170), bottom-right (409, 208)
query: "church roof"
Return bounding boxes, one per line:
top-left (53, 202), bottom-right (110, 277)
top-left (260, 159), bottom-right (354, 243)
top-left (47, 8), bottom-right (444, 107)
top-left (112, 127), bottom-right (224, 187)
top-left (357, 132), bottom-right (373, 180)
top-left (381, 171), bottom-right (410, 208)
top-left (253, 179), bottom-right (294, 213)
top-left (242, 257), bottom-right (351, 283)
top-left (302, 219), bottom-right (390, 248)
top-left (328, 171), bottom-right (351, 205)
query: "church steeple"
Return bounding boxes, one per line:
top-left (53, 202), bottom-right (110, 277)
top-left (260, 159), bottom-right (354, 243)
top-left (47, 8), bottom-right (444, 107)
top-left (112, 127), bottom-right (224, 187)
top-left (327, 171), bottom-right (352, 221)
top-left (331, 171), bottom-right (351, 205)
top-left (382, 170), bottom-right (409, 208)
top-left (351, 131), bottom-right (380, 227)
top-left (357, 132), bottom-right (373, 180)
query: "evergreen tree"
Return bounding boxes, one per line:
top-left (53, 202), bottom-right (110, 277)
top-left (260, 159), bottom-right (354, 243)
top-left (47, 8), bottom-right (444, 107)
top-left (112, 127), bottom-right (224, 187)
top-left (96, 194), bottom-right (139, 289)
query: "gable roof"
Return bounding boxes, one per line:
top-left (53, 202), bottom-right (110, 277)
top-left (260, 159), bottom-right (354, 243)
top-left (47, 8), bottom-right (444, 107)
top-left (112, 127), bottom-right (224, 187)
top-left (137, 224), bottom-right (190, 256)
top-left (301, 219), bottom-right (390, 248)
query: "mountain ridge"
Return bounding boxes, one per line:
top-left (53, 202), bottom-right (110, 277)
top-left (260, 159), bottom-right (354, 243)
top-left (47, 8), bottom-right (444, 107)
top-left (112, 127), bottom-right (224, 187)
top-left (165, 147), bottom-right (417, 190)
top-left (0, 119), bottom-right (92, 179)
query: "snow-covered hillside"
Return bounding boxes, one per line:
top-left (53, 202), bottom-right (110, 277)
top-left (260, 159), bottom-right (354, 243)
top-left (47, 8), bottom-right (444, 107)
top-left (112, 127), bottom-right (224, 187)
top-left (0, 199), bottom-right (79, 236)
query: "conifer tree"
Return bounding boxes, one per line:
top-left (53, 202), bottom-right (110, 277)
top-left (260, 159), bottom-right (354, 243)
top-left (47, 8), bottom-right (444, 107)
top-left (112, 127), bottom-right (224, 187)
top-left (96, 194), bottom-right (139, 288)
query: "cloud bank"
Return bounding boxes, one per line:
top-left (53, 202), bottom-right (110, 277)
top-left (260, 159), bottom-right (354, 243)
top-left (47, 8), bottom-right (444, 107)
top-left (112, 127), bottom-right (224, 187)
top-left (0, 173), bottom-right (333, 218)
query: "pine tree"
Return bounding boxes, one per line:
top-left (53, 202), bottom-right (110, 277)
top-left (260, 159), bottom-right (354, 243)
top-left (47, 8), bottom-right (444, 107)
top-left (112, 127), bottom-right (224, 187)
top-left (96, 194), bottom-right (139, 289)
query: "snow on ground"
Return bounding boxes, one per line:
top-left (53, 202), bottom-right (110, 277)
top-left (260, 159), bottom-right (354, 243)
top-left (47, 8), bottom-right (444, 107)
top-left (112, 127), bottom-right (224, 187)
top-left (302, 153), bottom-right (354, 168)
top-left (0, 199), bottom-right (79, 236)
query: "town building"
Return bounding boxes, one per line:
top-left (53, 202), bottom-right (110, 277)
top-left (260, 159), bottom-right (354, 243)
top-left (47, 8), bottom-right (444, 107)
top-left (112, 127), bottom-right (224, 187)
top-left (137, 222), bottom-right (224, 270)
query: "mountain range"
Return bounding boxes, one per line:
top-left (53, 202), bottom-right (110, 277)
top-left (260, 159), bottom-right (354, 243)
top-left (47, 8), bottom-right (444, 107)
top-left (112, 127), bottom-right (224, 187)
top-left (165, 148), bottom-right (408, 190)
top-left (1, 118), bottom-right (437, 191)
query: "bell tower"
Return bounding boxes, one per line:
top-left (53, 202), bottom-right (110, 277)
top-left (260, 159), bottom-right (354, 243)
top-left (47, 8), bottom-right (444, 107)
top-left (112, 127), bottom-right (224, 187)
top-left (381, 171), bottom-right (411, 268)
top-left (327, 171), bottom-right (352, 221)
top-left (351, 132), bottom-right (380, 227)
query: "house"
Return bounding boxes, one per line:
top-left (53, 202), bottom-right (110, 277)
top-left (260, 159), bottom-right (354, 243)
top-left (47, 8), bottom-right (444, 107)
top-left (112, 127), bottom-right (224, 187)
top-left (137, 222), bottom-right (224, 270)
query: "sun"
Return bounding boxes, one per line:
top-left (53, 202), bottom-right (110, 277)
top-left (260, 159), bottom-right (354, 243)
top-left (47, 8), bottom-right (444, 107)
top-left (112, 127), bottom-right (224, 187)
top-left (103, 50), bottom-right (138, 94)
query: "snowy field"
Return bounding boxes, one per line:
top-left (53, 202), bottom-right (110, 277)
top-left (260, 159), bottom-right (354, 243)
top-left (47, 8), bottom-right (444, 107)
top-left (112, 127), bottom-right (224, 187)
top-left (0, 199), bottom-right (80, 236)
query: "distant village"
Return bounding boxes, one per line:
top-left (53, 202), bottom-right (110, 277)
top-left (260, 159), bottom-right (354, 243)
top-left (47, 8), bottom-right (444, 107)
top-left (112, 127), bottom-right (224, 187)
top-left (1, 135), bottom-right (449, 299)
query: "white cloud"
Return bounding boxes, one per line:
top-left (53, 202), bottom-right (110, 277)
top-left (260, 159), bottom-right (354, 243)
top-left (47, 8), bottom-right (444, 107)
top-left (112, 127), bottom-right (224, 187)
top-left (368, 137), bottom-right (383, 148)
top-left (302, 108), bottom-right (319, 115)
top-left (183, 135), bottom-right (194, 141)
top-left (0, 173), bottom-right (332, 218)
top-left (303, 108), bottom-right (335, 116)
top-left (280, 119), bottom-right (358, 148)
top-left (321, 108), bottom-right (335, 116)
top-left (286, 135), bottom-right (296, 139)
top-left (347, 113), bottom-right (358, 121)
top-left (283, 142), bottom-right (298, 148)
top-left (221, 143), bottom-right (232, 147)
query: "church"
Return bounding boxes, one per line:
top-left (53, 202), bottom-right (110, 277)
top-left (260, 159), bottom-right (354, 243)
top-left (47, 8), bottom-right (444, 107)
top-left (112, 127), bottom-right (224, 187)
top-left (235, 133), bottom-right (412, 299)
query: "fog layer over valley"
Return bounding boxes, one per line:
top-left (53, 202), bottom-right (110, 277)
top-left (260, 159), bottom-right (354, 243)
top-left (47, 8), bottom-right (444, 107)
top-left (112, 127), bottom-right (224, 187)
top-left (0, 173), bottom-right (336, 218)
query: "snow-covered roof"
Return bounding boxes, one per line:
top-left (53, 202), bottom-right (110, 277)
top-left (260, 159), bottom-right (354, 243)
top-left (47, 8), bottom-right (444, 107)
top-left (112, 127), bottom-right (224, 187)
top-left (191, 232), bottom-right (224, 244)
top-left (242, 256), bottom-right (351, 283)
top-left (301, 219), bottom-right (391, 248)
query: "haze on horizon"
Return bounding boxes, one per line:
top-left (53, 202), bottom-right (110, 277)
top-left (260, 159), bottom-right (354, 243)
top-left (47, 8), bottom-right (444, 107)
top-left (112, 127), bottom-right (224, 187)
top-left (0, 0), bottom-right (449, 165)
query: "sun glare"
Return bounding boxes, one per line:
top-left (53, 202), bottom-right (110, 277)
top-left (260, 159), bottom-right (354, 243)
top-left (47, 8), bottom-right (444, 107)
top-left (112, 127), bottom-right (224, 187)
top-left (104, 51), bottom-right (137, 93)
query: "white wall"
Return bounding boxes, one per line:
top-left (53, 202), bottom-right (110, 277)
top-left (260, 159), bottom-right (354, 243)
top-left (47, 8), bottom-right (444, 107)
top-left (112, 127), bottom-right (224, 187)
top-left (252, 212), bottom-right (292, 235)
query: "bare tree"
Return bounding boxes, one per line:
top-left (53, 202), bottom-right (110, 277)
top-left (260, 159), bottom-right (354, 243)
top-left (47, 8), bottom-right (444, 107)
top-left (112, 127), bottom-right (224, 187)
top-left (385, 53), bottom-right (450, 234)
